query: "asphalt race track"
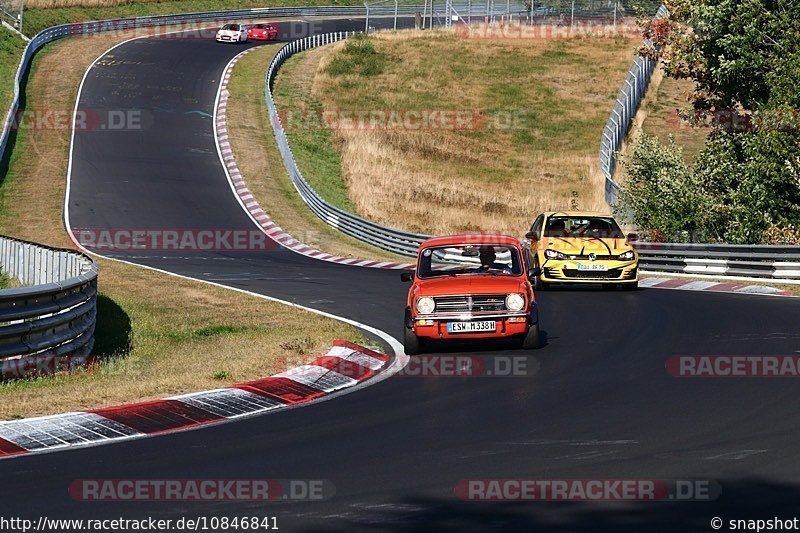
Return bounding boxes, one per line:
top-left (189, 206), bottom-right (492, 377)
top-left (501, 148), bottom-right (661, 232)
top-left (2, 16), bottom-right (800, 532)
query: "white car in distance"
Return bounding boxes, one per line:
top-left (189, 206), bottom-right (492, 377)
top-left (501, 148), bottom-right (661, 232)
top-left (216, 24), bottom-right (248, 43)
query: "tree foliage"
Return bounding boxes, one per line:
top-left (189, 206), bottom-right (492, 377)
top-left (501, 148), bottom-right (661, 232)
top-left (621, 0), bottom-right (800, 244)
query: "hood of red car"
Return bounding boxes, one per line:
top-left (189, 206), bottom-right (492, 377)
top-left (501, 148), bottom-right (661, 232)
top-left (412, 275), bottom-right (527, 297)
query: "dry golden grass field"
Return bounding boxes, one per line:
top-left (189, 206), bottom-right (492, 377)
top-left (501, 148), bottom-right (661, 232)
top-left (275, 29), bottom-right (640, 237)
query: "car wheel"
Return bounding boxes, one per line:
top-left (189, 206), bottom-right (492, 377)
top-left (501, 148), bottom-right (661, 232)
top-left (404, 326), bottom-right (422, 355)
top-left (522, 322), bottom-right (540, 349)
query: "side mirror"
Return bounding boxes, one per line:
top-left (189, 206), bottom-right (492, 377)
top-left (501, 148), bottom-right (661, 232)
top-left (528, 267), bottom-right (542, 279)
top-left (400, 272), bottom-right (414, 282)
top-left (525, 231), bottom-right (538, 241)
top-left (626, 232), bottom-right (639, 242)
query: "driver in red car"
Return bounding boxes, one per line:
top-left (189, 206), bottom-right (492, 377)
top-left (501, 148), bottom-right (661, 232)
top-left (477, 246), bottom-right (512, 273)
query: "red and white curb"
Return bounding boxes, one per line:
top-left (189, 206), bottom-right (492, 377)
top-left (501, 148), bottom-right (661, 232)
top-left (214, 48), bottom-right (414, 270)
top-left (639, 277), bottom-right (794, 297)
top-left (0, 341), bottom-right (389, 459)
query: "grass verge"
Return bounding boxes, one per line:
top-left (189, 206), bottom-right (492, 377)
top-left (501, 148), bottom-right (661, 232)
top-left (0, 26), bottom-right (26, 125)
top-left (225, 44), bottom-right (408, 262)
top-left (0, 31), bottom-right (366, 420)
top-left (274, 29), bottom-right (639, 236)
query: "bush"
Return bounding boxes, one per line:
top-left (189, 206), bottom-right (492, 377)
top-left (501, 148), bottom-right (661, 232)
top-left (616, 133), bottom-right (718, 242)
top-left (619, 130), bottom-right (800, 244)
top-left (324, 34), bottom-right (391, 77)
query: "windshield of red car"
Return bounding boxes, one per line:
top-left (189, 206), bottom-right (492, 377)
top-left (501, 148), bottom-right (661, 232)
top-left (416, 245), bottom-right (522, 278)
top-left (544, 217), bottom-right (624, 239)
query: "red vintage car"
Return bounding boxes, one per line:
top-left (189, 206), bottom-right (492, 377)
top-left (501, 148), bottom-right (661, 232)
top-left (247, 23), bottom-right (279, 41)
top-left (401, 235), bottom-right (541, 354)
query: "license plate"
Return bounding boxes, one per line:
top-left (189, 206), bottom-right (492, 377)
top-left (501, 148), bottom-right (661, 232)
top-left (447, 321), bottom-right (496, 333)
top-left (577, 263), bottom-right (608, 271)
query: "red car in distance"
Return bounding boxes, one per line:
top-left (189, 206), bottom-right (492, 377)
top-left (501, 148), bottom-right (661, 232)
top-left (248, 23), bottom-right (279, 41)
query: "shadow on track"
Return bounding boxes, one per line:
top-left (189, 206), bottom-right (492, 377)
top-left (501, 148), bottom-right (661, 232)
top-left (300, 478), bottom-right (798, 532)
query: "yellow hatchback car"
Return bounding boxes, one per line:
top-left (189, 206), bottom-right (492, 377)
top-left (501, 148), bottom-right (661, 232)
top-left (525, 211), bottom-right (639, 290)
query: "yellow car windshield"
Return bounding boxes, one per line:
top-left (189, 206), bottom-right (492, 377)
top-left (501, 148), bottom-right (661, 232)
top-left (545, 217), bottom-right (624, 239)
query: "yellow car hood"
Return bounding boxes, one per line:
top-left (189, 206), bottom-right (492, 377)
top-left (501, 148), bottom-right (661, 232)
top-left (544, 237), bottom-right (632, 255)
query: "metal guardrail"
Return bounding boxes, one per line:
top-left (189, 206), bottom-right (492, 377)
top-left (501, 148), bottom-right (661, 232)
top-left (0, 236), bottom-right (98, 359)
top-left (635, 243), bottom-right (800, 283)
top-left (599, 4), bottom-right (668, 206)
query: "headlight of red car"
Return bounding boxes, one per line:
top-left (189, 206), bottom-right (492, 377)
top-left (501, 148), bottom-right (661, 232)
top-left (416, 297), bottom-right (435, 314)
top-left (505, 293), bottom-right (525, 311)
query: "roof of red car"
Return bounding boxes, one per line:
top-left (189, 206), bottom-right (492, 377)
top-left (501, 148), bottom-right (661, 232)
top-left (419, 234), bottom-right (522, 249)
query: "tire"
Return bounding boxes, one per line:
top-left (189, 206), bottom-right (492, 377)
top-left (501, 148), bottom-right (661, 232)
top-left (404, 326), bottom-right (422, 355)
top-left (522, 322), bottom-right (540, 350)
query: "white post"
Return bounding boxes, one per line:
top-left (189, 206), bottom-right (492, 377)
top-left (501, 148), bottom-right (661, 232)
top-left (570, 0), bottom-right (574, 33)
top-left (613, 1), bottom-right (617, 30)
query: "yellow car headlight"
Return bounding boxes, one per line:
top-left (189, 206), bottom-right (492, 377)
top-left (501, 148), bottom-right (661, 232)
top-left (544, 249), bottom-right (568, 260)
top-left (617, 250), bottom-right (635, 261)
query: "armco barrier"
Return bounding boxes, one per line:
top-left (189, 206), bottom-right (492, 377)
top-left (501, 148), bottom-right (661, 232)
top-left (635, 243), bottom-right (800, 282)
top-left (0, 236), bottom-right (98, 359)
top-left (599, 4), bottom-right (669, 206)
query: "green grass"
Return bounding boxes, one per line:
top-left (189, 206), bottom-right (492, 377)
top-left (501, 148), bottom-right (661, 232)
top-left (641, 74), bottom-right (708, 163)
top-left (274, 49), bottom-right (355, 211)
top-left (23, 0), bottom-right (363, 36)
top-left (0, 27), bottom-right (26, 125)
top-left (324, 34), bottom-right (393, 77)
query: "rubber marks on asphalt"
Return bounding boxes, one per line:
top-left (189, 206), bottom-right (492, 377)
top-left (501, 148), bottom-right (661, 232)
top-left (0, 341), bottom-right (389, 459)
top-left (215, 48), bottom-right (413, 270)
top-left (639, 277), bottom-right (793, 296)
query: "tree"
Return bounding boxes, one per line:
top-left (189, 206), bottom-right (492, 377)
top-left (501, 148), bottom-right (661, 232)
top-left (621, 0), bottom-right (800, 244)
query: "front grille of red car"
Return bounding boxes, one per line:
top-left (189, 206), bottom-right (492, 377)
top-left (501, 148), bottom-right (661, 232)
top-left (433, 294), bottom-right (507, 313)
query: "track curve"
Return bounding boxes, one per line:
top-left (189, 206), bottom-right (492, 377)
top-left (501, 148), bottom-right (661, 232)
top-left (3, 18), bottom-right (800, 531)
